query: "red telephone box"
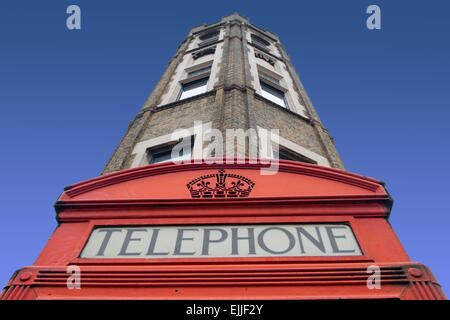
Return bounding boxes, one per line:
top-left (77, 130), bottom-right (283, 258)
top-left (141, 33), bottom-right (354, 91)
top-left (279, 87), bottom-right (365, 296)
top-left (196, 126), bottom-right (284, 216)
top-left (1, 160), bottom-right (446, 300)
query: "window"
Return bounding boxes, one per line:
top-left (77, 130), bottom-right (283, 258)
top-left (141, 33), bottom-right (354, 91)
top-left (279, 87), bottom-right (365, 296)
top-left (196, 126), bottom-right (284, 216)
top-left (148, 137), bottom-right (194, 164)
top-left (259, 71), bottom-right (280, 85)
top-left (149, 145), bottom-right (172, 164)
top-left (198, 30), bottom-right (219, 47)
top-left (274, 147), bottom-right (317, 164)
top-left (198, 39), bottom-right (218, 48)
top-left (178, 77), bottom-right (209, 101)
top-left (251, 34), bottom-right (271, 53)
top-left (260, 80), bottom-right (288, 109)
top-left (187, 65), bottom-right (211, 78)
top-left (199, 30), bottom-right (220, 41)
top-left (251, 34), bottom-right (270, 47)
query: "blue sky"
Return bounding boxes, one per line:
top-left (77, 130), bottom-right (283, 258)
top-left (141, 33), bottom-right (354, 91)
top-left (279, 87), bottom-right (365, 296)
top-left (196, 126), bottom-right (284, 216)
top-left (0, 0), bottom-right (449, 296)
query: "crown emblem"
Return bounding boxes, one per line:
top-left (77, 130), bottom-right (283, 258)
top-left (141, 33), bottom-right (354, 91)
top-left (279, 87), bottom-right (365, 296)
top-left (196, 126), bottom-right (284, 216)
top-left (187, 169), bottom-right (255, 198)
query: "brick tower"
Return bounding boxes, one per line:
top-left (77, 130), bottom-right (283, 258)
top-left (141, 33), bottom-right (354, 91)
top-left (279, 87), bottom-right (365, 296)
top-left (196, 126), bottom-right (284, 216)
top-left (102, 13), bottom-right (344, 175)
top-left (1, 13), bottom-right (445, 300)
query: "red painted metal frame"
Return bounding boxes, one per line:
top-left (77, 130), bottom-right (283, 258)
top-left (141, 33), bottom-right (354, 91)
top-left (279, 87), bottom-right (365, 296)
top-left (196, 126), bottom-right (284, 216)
top-left (1, 159), bottom-right (446, 300)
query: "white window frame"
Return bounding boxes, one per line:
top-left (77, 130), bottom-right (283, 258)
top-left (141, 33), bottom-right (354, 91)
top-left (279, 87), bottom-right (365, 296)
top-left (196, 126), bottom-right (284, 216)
top-left (176, 61), bottom-right (213, 101)
top-left (147, 136), bottom-right (194, 165)
top-left (257, 127), bottom-right (330, 167)
top-left (259, 80), bottom-right (289, 109)
top-left (177, 77), bottom-right (209, 101)
top-left (130, 122), bottom-right (212, 168)
top-left (256, 65), bottom-right (290, 109)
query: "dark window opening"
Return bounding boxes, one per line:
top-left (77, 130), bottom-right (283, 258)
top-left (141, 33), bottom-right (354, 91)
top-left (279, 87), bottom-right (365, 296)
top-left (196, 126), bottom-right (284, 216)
top-left (198, 30), bottom-right (219, 47)
top-left (274, 148), bottom-right (317, 165)
top-left (187, 65), bottom-right (212, 78)
top-left (198, 38), bottom-right (218, 48)
top-left (259, 71), bottom-right (280, 85)
top-left (199, 30), bottom-right (220, 41)
top-left (251, 34), bottom-right (270, 47)
top-left (148, 136), bottom-right (195, 164)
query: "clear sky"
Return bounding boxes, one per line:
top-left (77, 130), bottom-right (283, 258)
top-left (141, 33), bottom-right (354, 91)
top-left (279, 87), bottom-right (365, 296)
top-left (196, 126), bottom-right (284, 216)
top-left (0, 0), bottom-right (449, 296)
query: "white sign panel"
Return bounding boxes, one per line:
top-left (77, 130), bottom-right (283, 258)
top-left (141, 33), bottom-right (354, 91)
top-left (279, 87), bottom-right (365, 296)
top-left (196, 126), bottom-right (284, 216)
top-left (80, 224), bottom-right (362, 259)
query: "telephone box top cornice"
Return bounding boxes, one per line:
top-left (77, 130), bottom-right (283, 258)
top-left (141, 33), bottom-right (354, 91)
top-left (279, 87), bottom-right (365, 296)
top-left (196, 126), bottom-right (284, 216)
top-left (59, 160), bottom-right (388, 203)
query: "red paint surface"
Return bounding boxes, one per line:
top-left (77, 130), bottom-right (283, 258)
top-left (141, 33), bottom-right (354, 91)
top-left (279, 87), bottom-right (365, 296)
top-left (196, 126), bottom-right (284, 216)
top-left (1, 160), bottom-right (446, 300)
